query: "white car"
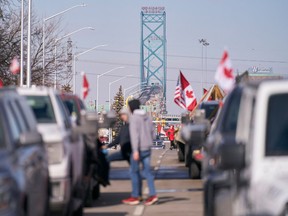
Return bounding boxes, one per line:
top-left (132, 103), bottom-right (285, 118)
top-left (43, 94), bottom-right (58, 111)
top-left (217, 80), bottom-right (288, 216)
top-left (18, 87), bottom-right (85, 216)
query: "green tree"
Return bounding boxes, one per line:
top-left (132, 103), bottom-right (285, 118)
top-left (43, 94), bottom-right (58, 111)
top-left (111, 85), bottom-right (124, 140)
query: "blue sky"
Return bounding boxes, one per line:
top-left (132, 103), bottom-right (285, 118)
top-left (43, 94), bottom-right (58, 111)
top-left (34, 0), bottom-right (288, 114)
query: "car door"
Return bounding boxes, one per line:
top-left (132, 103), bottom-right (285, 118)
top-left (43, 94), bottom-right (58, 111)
top-left (5, 97), bottom-right (48, 216)
top-left (55, 95), bottom-right (84, 187)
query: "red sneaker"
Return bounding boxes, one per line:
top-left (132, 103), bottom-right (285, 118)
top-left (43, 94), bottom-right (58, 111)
top-left (144, 195), bottom-right (158, 206)
top-left (122, 197), bottom-right (140, 205)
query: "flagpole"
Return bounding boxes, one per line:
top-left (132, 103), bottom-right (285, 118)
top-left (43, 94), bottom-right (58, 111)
top-left (26, 0), bottom-right (32, 88)
top-left (20, 0), bottom-right (24, 87)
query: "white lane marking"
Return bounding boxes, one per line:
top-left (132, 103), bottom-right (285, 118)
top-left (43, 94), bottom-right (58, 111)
top-left (133, 205), bottom-right (145, 216)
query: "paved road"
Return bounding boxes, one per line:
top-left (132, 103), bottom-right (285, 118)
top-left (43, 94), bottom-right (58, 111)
top-left (84, 145), bottom-right (203, 216)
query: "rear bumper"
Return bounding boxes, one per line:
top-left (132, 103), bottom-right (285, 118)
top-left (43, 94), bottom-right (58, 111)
top-left (50, 177), bottom-right (71, 211)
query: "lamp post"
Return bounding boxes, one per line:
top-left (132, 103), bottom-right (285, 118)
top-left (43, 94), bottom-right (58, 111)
top-left (203, 41), bottom-right (210, 88)
top-left (124, 81), bottom-right (147, 100)
top-left (96, 66), bottom-right (125, 112)
top-left (26, 0), bottom-right (32, 87)
top-left (20, 0), bottom-right (24, 86)
top-left (199, 39), bottom-right (207, 92)
top-left (42, 3), bottom-right (86, 86)
top-left (54, 27), bottom-right (95, 89)
top-left (108, 75), bottom-right (132, 110)
top-left (73, 44), bottom-right (108, 94)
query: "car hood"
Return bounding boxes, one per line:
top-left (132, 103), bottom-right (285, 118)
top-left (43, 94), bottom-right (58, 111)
top-left (37, 123), bottom-right (63, 143)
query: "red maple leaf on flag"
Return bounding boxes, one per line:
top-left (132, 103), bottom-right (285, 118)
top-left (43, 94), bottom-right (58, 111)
top-left (224, 67), bottom-right (233, 79)
top-left (186, 90), bottom-right (193, 98)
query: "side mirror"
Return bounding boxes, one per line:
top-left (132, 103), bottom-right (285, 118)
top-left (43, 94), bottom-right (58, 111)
top-left (218, 143), bottom-right (245, 170)
top-left (18, 131), bottom-right (43, 146)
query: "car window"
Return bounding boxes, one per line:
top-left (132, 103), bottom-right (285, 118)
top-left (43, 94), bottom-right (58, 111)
top-left (10, 101), bottom-right (29, 132)
top-left (5, 103), bottom-right (21, 142)
top-left (0, 108), bottom-right (6, 148)
top-left (265, 93), bottom-right (288, 156)
top-left (222, 89), bottom-right (242, 133)
top-left (56, 96), bottom-right (72, 129)
top-left (62, 99), bottom-right (78, 116)
top-left (26, 96), bottom-right (56, 123)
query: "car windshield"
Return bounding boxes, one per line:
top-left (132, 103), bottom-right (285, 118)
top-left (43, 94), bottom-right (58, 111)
top-left (266, 94), bottom-right (288, 156)
top-left (26, 96), bottom-right (56, 123)
top-left (222, 89), bottom-right (242, 133)
top-left (62, 99), bottom-right (78, 116)
top-left (200, 103), bottom-right (219, 120)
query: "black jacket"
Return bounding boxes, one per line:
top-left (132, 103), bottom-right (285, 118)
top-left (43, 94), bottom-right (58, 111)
top-left (108, 123), bottom-right (132, 160)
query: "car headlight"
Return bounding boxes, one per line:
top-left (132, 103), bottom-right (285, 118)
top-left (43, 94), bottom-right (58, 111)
top-left (46, 142), bottom-right (64, 164)
top-left (0, 176), bottom-right (16, 212)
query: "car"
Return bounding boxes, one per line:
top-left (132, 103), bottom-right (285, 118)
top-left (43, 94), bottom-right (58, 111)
top-left (175, 101), bottom-right (219, 179)
top-left (205, 80), bottom-right (288, 215)
top-left (18, 87), bottom-right (85, 216)
top-left (0, 88), bottom-right (49, 215)
top-left (202, 86), bottom-right (243, 216)
top-left (60, 93), bottom-right (101, 204)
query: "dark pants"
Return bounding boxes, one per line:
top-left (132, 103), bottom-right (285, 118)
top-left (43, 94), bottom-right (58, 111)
top-left (170, 140), bottom-right (175, 149)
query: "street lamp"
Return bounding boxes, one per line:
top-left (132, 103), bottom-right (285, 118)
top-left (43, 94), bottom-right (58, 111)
top-left (124, 81), bottom-right (147, 100)
top-left (73, 44), bottom-right (108, 94)
top-left (203, 41), bottom-right (210, 88)
top-left (96, 67), bottom-right (125, 111)
top-left (108, 75), bottom-right (132, 110)
top-left (54, 27), bottom-right (95, 89)
top-left (26, 0), bottom-right (32, 87)
top-left (42, 3), bottom-right (86, 86)
top-left (199, 38), bottom-right (207, 91)
top-left (20, 0), bottom-right (24, 86)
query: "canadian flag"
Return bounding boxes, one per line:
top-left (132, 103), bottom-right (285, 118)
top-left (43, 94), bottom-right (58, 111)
top-left (0, 79), bottom-right (3, 88)
top-left (82, 72), bottom-right (89, 100)
top-left (174, 71), bottom-right (197, 111)
top-left (10, 57), bottom-right (20, 75)
top-left (215, 50), bottom-right (235, 93)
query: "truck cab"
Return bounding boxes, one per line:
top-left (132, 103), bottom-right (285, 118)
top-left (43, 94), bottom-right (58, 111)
top-left (218, 80), bottom-right (288, 215)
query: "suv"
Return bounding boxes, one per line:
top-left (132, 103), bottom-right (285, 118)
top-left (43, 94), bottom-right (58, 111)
top-left (0, 88), bottom-right (49, 215)
top-left (209, 80), bottom-right (288, 215)
top-left (18, 87), bottom-right (85, 215)
top-left (202, 86), bottom-right (243, 216)
top-left (60, 93), bottom-right (101, 204)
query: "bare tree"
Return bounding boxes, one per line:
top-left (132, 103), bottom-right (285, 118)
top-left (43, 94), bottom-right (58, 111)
top-left (0, 0), bottom-right (68, 87)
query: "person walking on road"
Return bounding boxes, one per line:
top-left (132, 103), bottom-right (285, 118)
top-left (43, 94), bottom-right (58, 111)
top-left (107, 107), bottom-right (132, 163)
top-left (122, 99), bottom-right (158, 206)
top-left (166, 125), bottom-right (175, 150)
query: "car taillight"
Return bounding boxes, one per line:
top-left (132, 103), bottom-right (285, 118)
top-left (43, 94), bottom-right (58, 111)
top-left (46, 142), bottom-right (64, 164)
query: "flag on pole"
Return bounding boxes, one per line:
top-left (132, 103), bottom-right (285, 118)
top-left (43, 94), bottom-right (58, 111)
top-left (82, 72), bottom-right (89, 100)
top-left (215, 50), bottom-right (235, 93)
top-left (10, 57), bottom-right (20, 75)
top-left (174, 71), bottom-right (197, 111)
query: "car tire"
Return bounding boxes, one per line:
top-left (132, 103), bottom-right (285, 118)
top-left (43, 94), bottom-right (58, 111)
top-left (189, 162), bottom-right (200, 179)
top-left (177, 143), bottom-right (185, 162)
top-left (92, 183), bottom-right (100, 200)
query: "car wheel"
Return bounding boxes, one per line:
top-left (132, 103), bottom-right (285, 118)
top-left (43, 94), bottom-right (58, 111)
top-left (92, 183), bottom-right (100, 200)
top-left (73, 204), bottom-right (83, 216)
top-left (189, 162), bottom-right (200, 179)
top-left (177, 143), bottom-right (185, 162)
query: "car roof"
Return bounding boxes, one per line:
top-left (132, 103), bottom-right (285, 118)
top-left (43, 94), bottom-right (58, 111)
top-left (199, 100), bottom-right (219, 106)
top-left (17, 86), bottom-right (58, 96)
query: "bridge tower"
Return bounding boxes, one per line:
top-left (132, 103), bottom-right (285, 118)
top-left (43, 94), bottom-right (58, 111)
top-left (140, 7), bottom-right (167, 114)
